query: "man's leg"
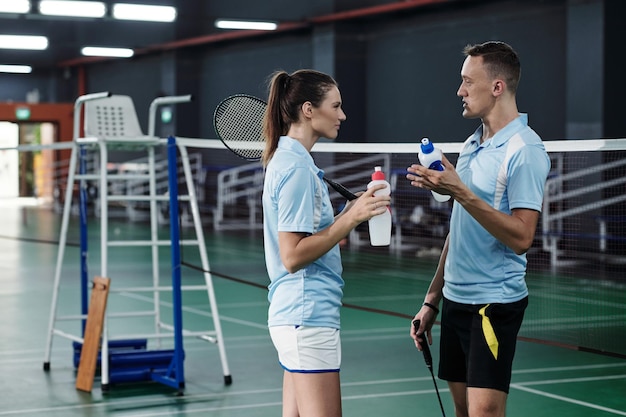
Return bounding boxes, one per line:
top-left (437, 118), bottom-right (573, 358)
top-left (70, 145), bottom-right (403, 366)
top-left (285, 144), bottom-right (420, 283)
top-left (467, 387), bottom-right (507, 417)
top-left (448, 381), bottom-right (468, 417)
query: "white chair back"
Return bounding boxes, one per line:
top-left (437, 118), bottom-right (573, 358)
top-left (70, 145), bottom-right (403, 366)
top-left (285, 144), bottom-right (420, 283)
top-left (84, 95), bottom-right (144, 139)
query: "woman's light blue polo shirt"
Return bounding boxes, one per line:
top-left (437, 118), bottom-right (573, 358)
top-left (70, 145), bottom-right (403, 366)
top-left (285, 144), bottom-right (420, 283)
top-left (263, 136), bottom-right (344, 329)
top-left (443, 114), bottom-right (551, 304)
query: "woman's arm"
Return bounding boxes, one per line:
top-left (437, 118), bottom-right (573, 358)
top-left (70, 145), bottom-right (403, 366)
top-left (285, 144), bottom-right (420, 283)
top-left (278, 185), bottom-right (390, 273)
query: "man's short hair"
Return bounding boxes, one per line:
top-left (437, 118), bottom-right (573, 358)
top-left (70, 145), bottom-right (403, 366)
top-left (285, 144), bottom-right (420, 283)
top-left (464, 41), bottom-right (521, 94)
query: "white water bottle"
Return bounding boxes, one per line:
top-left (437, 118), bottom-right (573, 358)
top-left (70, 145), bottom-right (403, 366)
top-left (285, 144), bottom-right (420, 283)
top-left (418, 138), bottom-right (451, 202)
top-left (367, 166), bottom-right (392, 246)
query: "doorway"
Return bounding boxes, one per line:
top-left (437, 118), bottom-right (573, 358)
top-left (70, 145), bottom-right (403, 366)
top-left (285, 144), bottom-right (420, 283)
top-left (19, 122), bottom-right (57, 202)
top-left (0, 122), bottom-right (57, 203)
top-left (0, 122), bottom-right (19, 198)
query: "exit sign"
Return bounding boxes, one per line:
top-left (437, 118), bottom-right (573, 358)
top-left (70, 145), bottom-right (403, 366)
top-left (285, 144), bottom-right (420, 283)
top-left (15, 107), bottom-right (31, 120)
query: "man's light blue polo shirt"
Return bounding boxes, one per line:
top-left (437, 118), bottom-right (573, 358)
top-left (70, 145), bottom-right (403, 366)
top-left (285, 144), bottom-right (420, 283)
top-left (443, 114), bottom-right (551, 305)
top-left (263, 136), bottom-right (344, 329)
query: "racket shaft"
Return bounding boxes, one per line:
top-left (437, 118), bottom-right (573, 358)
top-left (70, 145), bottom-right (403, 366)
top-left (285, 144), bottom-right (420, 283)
top-left (413, 320), bottom-right (446, 417)
top-left (324, 177), bottom-right (357, 200)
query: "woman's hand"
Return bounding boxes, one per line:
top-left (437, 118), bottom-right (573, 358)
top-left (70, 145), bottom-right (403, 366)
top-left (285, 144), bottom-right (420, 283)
top-left (340, 184), bottom-right (391, 224)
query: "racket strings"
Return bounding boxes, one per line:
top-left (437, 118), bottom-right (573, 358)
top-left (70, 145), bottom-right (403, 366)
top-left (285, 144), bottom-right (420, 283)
top-left (213, 94), bottom-right (354, 200)
top-left (215, 96), bottom-right (266, 160)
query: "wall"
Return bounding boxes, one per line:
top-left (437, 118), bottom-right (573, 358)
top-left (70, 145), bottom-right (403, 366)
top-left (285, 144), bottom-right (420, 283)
top-left (363, 1), bottom-right (567, 142)
top-left (3, 0), bottom-right (619, 147)
top-left (0, 71), bottom-right (56, 103)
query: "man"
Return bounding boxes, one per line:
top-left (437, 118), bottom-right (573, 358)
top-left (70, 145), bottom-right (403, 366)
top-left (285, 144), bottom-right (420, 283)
top-left (407, 41), bottom-right (551, 417)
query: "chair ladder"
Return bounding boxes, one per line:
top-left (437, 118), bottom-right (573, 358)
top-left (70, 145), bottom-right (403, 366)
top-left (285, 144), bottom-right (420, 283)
top-left (43, 92), bottom-right (232, 392)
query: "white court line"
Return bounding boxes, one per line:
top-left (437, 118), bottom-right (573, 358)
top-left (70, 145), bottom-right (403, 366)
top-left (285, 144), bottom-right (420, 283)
top-left (0, 388), bottom-right (284, 416)
top-left (96, 402), bottom-right (285, 417)
top-left (0, 327), bottom-right (423, 366)
top-left (513, 362), bottom-right (626, 375)
top-left (207, 300), bottom-right (268, 308)
top-left (0, 401), bottom-right (285, 417)
top-left (528, 291), bottom-right (626, 311)
top-left (516, 374), bottom-right (626, 386)
top-left (511, 371), bottom-right (626, 416)
top-left (4, 378), bottom-right (623, 417)
top-left (0, 369), bottom-right (623, 416)
top-left (118, 291), bottom-right (268, 329)
top-left (106, 290), bottom-right (429, 338)
top-left (117, 292), bottom-right (419, 337)
top-left (0, 382), bottom-right (447, 416)
top-left (344, 294), bottom-right (426, 302)
top-left (52, 280), bottom-right (626, 359)
top-left (511, 383), bottom-right (626, 416)
top-left (523, 314), bottom-right (626, 327)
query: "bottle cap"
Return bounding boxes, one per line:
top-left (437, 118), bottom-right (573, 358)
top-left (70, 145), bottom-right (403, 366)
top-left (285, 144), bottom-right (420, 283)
top-left (371, 166), bottom-right (385, 180)
top-left (420, 137), bottom-right (434, 153)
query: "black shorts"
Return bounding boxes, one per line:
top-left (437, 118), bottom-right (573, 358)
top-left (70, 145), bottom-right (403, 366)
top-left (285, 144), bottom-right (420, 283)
top-left (438, 296), bottom-right (528, 393)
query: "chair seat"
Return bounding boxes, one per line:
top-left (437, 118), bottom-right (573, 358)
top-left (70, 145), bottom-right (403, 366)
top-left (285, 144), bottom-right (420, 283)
top-left (99, 135), bottom-right (161, 145)
top-left (76, 135), bottom-right (162, 150)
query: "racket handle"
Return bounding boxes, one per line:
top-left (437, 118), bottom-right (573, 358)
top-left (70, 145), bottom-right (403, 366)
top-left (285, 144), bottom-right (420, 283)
top-left (413, 320), bottom-right (433, 369)
top-left (324, 177), bottom-right (357, 201)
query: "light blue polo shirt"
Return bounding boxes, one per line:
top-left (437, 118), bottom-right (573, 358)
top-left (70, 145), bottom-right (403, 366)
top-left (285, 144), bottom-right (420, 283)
top-left (263, 136), bottom-right (344, 329)
top-left (443, 114), bottom-right (551, 304)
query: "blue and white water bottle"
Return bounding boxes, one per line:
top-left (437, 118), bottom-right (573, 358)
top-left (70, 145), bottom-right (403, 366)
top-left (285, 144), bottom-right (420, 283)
top-left (418, 138), bottom-right (451, 202)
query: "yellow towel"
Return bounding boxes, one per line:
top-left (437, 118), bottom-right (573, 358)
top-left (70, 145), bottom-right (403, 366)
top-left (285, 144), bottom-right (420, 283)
top-left (479, 304), bottom-right (499, 360)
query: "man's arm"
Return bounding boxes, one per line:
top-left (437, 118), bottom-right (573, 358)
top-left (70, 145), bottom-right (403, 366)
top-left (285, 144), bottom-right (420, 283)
top-left (407, 155), bottom-right (539, 255)
top-left (453, 192), bottom-right (539, 255)
top-left (411, 235), bottom-right (448, 347)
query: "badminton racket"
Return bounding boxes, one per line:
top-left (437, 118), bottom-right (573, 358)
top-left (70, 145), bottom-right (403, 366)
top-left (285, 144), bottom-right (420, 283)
top-left (213, 94), bottom-right (357, 201)
top-left (413, 320), bottom-right (446, 417)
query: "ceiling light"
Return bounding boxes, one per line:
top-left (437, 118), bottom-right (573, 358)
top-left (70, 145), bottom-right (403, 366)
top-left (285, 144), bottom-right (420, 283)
top-left (39, 1), bottom-right (106, 18)
top-left (81, 47), bottom-right (134, 58)
top-left (112, 4), bottom-right (176, 22)
top-left (0, 65), bottom-right (32, 74)
top-left (0, 1), bottom-right (30, 14)
top-left (0, 35), bottom-right (48, 50)
top-left (215, 19), bottom-right (278, 31)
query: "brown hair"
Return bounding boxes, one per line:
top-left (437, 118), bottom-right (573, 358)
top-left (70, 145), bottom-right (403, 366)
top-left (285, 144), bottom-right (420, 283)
top-left (463, 41), bottom-right (521, 94)
top-left (262, 69), bottom-right (338, 166)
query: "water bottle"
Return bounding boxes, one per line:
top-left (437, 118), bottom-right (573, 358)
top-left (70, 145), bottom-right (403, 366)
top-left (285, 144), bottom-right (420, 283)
top-left (367, 166), bottom-right (392, 246)
top-left (417, 138), bottom-right (451, 202)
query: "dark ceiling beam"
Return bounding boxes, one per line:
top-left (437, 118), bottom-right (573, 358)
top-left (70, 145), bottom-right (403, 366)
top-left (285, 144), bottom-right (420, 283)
top-left (58, 21), bottom-right (310, 67)
top-left (311, 0), bottom-right (454, 23)
top-left (57, 0), bottom-right (456, 68)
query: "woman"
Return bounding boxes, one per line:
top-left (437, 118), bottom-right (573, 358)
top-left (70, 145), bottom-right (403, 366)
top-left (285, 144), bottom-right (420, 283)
top-left (262, 69), bottom-right (390, 417)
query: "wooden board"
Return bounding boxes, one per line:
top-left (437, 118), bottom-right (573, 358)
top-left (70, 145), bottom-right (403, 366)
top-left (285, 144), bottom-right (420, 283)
top-left (75, 276), bottom-right (110, 393)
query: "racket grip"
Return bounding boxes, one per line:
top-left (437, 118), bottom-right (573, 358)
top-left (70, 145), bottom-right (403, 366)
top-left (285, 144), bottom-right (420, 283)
top-left (324, 177), bottom-right (357, 201)
top-left (413, 320), bottom-right (433, 369)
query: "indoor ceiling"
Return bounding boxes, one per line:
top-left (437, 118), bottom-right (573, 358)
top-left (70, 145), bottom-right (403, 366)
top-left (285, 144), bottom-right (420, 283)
top-left (0, 0), bottom-right (215, 71)
top-left (0, 0), bottom-right (465, 72)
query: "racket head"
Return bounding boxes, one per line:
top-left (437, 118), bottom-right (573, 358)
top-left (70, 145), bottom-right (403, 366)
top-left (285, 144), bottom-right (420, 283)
top-left (213, 94), bottom-right (267, 161)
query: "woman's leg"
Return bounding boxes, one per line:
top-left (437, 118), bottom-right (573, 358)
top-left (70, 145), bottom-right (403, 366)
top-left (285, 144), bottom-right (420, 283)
top-left (291, 371), bottom-right (342, 417)
top-left (282, 371), bottom-right (299, 417)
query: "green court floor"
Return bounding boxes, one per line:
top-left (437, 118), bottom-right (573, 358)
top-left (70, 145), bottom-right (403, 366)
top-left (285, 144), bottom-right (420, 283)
top-left (0, 201), bottom-right (624, 416)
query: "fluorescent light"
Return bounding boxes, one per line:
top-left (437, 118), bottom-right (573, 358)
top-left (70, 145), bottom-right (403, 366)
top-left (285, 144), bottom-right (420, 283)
top-left (215, 19), bottom-right (278, 31)
top-left (39, 1), bottom-right (106, 18)
top-left (81, 47), bottom-right (134, 58)
top-left (112, 4), bottom-right (176, 22)
top-left (0, 1), bottom-right (30, 14)
top-left (0, 35), bottom-right (48, 50)
top-left (0, 65), bottom-right (32, 74)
